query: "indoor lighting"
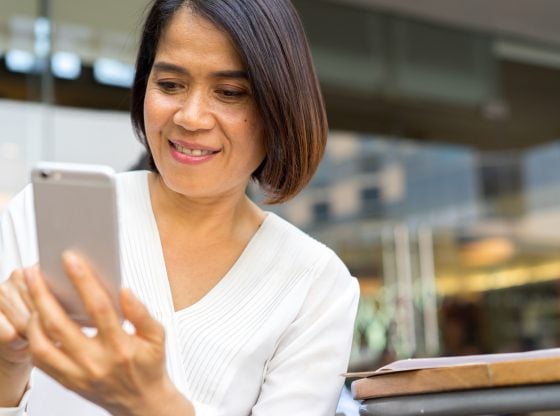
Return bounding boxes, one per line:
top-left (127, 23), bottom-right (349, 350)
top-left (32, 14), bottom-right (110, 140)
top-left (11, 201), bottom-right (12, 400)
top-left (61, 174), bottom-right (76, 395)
top-left (51, 51), bottom-right (81, 79)
top-left (93, 58), bottom-right (134, 88)
top-left (5, 49), bottom-right (36, 73)
top-left (437, 260), bottom-right (560, 296)
top-left (459, 237), bottom-right (515, 268)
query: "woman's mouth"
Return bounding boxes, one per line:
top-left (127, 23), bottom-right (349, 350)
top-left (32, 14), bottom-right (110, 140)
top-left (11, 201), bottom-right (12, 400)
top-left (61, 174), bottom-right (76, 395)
top-left (168, 140), bottom-right (220, 165)
top-left (170, 141), bottom-right (219, 157)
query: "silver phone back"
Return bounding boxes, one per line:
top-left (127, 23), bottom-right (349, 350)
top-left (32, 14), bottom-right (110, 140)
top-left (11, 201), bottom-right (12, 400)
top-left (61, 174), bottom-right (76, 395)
top-left (32, 162), bottom-right (121, 326)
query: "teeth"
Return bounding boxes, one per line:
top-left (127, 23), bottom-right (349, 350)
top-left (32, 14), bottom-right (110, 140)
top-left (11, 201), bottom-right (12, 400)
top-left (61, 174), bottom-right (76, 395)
top-left (174, 143), bottom-right (214, 156)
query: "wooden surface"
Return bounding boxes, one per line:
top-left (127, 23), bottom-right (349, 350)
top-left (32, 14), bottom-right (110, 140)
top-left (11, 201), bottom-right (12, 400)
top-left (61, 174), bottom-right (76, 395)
top-left (351, 355), bottom-right (560, 400)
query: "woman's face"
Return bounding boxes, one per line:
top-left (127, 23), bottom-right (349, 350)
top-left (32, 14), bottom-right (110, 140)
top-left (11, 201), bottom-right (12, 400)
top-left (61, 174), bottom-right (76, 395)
top-left (144, 7), bottom-right (265, 201)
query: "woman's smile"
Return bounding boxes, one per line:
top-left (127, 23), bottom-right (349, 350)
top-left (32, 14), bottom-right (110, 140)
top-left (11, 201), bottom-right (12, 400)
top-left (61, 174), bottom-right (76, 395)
top-left (168, 140), bottom-right (221, 165)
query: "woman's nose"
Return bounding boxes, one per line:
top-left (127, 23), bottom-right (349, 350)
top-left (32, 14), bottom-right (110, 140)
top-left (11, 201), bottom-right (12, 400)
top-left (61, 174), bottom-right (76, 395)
top-left (173, 91), bottom-right (215, 131)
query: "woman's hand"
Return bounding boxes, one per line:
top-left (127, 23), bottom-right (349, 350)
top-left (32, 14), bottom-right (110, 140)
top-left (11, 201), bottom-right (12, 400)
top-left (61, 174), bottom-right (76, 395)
top-left (0, 268), bottom-right (34, 406)
top-left (25, 252), bottom-right (194, 416)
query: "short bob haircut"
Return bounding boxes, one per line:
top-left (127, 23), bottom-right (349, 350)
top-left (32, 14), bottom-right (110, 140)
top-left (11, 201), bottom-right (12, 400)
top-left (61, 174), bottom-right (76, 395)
top-left (131, 0), bottom-right (328, 204)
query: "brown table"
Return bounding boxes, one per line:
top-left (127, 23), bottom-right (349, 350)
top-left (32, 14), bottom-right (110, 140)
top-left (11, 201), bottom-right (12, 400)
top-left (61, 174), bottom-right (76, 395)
top-left (350, 349), bottom-right (560, 416)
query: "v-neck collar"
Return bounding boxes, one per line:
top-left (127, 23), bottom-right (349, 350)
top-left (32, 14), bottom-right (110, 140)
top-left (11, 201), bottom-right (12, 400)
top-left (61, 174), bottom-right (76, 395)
top-left (139, 172), bottom-right (273, 316)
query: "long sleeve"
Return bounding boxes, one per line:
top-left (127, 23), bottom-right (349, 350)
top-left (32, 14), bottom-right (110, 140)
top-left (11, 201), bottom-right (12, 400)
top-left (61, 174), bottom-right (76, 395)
top-left (0, 185), bottom-right (37, 282)
top-left (0, 187), bottom-right (36, 415)
top-left (252, 253), bottom-right (360, 415)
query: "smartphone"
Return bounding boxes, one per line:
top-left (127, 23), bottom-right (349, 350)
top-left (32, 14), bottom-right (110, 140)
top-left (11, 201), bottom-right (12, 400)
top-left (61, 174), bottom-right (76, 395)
top-left (32, 162), bottom-right (122, 326)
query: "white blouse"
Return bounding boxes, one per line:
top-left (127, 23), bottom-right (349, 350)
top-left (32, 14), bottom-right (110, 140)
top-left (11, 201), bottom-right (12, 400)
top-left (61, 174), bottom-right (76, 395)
top-left (0, 171), bottom-right (359, 416)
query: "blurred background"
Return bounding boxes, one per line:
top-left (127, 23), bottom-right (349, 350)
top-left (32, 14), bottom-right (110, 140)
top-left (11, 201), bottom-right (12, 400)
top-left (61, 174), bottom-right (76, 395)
top-left (1, 0), bottom-right (560, 371)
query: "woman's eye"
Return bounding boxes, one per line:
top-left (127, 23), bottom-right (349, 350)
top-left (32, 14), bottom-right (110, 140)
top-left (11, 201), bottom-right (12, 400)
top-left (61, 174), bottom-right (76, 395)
top-left (157, 81), bottom-right (181, 92)
top-left (217, 89), bottom-right (246, 100)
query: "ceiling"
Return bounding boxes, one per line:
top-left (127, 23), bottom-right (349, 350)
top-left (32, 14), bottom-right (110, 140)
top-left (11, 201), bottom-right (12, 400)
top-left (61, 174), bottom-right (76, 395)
top-left (315, 0), bottom-right (560, 150)
top-left (3, 0), bottom-right (560, 50)
top-left (343, 0), bottom-right (560, 46)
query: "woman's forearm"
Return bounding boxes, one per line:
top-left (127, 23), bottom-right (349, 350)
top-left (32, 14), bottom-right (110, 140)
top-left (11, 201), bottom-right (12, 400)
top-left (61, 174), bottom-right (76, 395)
top-left (111, 376), bottom-right (195, 416)
top-left (142, 391), bottom-right (196, 416)
top-left (0, 360), bottom-right (31, 407)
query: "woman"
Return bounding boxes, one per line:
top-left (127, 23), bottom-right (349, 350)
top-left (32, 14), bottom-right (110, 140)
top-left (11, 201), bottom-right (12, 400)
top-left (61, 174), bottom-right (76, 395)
top-left (0, 0), bottom-right (359, 415)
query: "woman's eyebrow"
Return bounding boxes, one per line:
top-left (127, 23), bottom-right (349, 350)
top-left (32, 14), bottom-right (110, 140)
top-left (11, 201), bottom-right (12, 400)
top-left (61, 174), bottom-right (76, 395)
top-left (211, 70), bottom-right (248, 80)
top-left (152, 62), bottom-right (247, 79)
top-left (152, 61), bottom-right (188, 75)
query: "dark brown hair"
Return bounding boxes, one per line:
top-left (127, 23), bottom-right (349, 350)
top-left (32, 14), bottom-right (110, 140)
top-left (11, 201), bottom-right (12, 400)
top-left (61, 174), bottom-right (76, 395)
top-left (131, 0), bottom-right (327, 203)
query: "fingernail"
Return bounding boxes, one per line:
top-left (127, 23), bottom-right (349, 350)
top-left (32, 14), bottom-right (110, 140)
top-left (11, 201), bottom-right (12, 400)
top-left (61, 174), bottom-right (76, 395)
top-left (120, 288), bottom-right (131, 308)
top-left (23, 268), bottom-right (36, 286)
top-left (10, 337), bottom-right (29, 351)
top-left (62, 250), bottom-right (83, 274)
top-left (0, 316), bottom-right (13, 334)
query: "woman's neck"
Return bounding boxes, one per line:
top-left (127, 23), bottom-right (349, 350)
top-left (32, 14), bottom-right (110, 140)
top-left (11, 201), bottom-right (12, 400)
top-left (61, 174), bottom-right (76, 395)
top-left (148, 173), bottom-right (265, 243)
